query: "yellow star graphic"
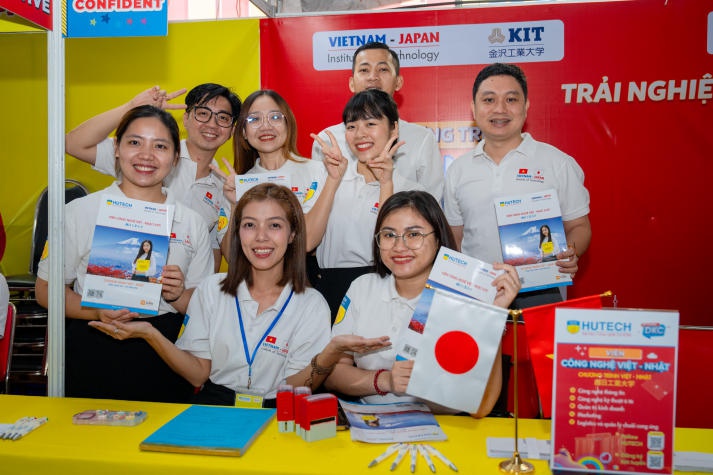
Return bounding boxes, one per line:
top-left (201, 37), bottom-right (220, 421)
top-left (90, 18), bottom-right (96, 26)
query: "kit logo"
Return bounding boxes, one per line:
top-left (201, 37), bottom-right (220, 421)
top-left (489, 28), bottom-right (506, 44)
top-left (489, 26), bottom-right (546, 44)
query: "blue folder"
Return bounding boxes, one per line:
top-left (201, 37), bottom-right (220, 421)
top-left (140, 405), bottom-right (276, 456)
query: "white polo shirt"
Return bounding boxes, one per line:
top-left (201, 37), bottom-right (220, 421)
top-left (311, 119), bottom-right (444, 203)
top-left (444, 133), bottom-right (590, 263)
top-left (36, 182), bottom-right (214, 315)
top-left (248, 154), bottom-right (328, 214)
top-left (332, 273), bottom-right (420, 404)
top-left (177, 276), bottom-right (331, 399)
top-left (314, 157), bottom-right (425, 269)
top-left (96, 138), bottom-right (231, 248)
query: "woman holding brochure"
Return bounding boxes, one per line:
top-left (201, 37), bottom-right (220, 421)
top-left (94, 183), bottom-right (390, 407)
top-left (36, 105), bottom-right (214, 403)
top-left (325, 190), bottom-right (521, 417)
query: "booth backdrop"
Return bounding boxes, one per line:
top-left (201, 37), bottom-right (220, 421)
top-left (1, 1), bottom-right (711, 326)
top-left (259, 0), bottom-right (712, 326)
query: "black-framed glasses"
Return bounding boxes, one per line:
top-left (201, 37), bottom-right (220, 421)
top-left (191, 106), bottom-right (234, 128)
top-left (245, 111), bottom-right (286, 129)
top-left (374, 230), bottom-right (435, 250)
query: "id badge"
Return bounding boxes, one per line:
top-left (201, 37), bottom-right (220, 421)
top-left (235, 393), bottom-right (263, 408)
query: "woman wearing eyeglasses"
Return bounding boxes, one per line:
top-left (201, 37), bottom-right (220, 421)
top-left (213, 90), bottom-right (345, 254)
top-left (324, 190), bottom-right (521, 416)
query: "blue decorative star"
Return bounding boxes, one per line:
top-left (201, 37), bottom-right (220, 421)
top-left (101, 14), bottom-right (109, 23)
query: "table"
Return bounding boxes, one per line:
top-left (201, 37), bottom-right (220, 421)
top-left (0, 395), bottom-right (709, 475)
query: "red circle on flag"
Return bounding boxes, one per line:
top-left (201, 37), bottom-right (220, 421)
top-left (434, 331), bottom-right (479, 374)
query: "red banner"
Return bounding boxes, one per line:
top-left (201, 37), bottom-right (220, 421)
top-left (522, 293), bottom-right (611, 418)
top-left (259, 1), bottom-right (713, 326)
top-left (0, 0), bottom-right (52, 30)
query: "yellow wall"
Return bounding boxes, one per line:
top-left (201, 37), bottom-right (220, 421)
top-left (0, 19), bottom-right (260, 275)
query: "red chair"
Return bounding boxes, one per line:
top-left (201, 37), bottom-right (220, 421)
top-left (676, 326), bottom-right (713, 428)
top-left (1, 303), bottom-right (16, 393)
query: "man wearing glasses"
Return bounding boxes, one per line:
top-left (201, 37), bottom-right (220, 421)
top-left (65, 83), bottom-right (242, 271)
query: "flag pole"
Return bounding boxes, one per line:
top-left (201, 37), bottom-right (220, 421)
top-left (499, 309), bottom-right (534, 474)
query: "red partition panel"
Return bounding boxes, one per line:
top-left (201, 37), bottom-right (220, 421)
top-left (676, 327), bottom-right (713, 429)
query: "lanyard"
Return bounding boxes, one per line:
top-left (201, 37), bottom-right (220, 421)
top-left (236, 289), bottom-right (294, 389)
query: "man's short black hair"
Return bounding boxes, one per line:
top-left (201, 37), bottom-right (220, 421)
top-left (351, 42), bottom-right (400, 75)
top-left (472, 63), bottom-right (528, 100)
top-left (185, 83), bottom-right (242, 122)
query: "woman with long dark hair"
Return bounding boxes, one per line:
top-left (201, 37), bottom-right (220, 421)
top-left (131, 239), bottom-right (155, 281)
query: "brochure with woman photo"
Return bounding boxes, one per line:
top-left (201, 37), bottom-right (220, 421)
top-left (493, 188), bottom-right (572, 292)
top-left (81, 194), bottom-right (174, 315)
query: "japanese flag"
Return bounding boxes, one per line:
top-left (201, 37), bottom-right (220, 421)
top-left (406, 288), bottom-right (508, 414)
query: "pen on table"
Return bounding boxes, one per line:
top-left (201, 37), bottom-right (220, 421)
top-left (12, 416), bottom-right (48, 440)
top-left (390, 444), bottom-right (409, 471)
top-left (410, 444), bottom-right (417, 473)
top-left (368, 443), bottom-right (403, 468)
top-left (425, 444), bottom-right (459, 472)
top-left (1, 417), bottom-right (31, 440)
top-left (9, 420), bottom-right (31, 440)
top-left (418, 444), bottom-right (436, 473)
top-left (17, 416), bottom-right (48, 440)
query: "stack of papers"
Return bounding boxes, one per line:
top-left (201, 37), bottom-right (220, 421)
top-left (339, 400), bottom-right (447, 444)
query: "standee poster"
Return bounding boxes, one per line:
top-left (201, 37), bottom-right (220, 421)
top-left (551, 308), bottom-right (678, 474)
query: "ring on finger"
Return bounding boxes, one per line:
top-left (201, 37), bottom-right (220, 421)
top-left (113, 327), bottom-right (119, 335)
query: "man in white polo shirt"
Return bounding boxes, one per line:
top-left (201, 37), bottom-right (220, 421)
top-left (444, 63), bottom-right (591, 308)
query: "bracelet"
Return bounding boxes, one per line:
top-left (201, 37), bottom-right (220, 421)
top-left (304, 353), bottom-right (336, 389)
top-left (373, 369), bottom-right (388, 396)
top-left (164, 293), bottom-right (181, 304)
top-left (310, 353), bottom-right (336, 375)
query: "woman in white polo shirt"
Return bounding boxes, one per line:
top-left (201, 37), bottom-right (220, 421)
top-left (214, 89), bottom-right (345, 261)
top-left (94, 183), bottom-right (389, 407)
top-left (310, 89), bottom-right (427, 320)
top-left (325, 190), bottom-right (522, 416)
top-left (36, 105), bottom-right (214, 403)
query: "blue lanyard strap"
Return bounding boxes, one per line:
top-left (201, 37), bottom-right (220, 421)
top-left (236, 288), bottom-right (294, 389)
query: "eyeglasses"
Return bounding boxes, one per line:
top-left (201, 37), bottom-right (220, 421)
top-left (374, 230), bottom-right (435, 250)
top-left (191, 106), bottom-right (234, 128)
top-left (245, 111), bottom-right (286, 129)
